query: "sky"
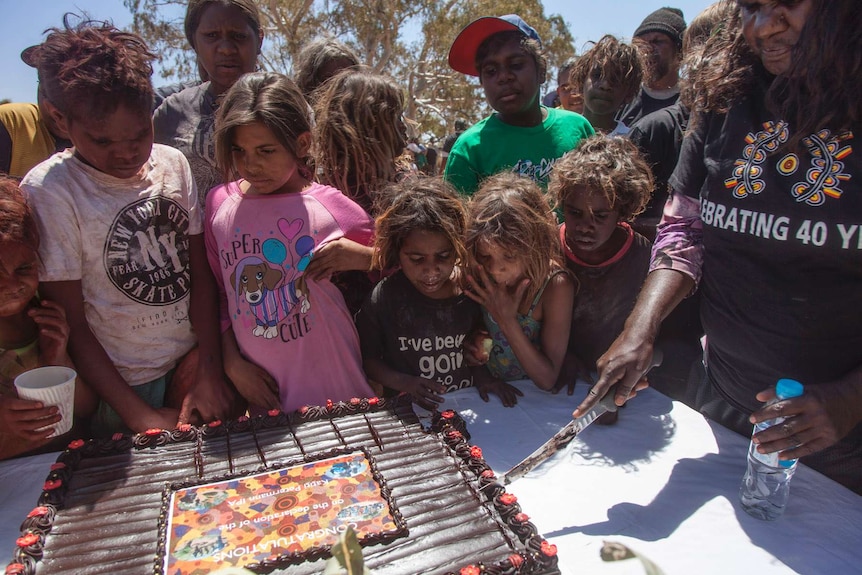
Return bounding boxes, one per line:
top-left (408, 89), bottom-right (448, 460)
top-left (1, 0), bottom-right (713, 104)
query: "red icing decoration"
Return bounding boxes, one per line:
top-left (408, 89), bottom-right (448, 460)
top-left (16, 533), bottom-right (38, 548)
top-left (514, 512), bottom-right (529, 522)
top-left (540, 540), bottom-right (558, 557)
top-left (267, 409), bottom-right (280, 416)
top-left (43, 479), bottom-right (62, 491)
top-left (368, 397), bottom-right (379, 405)
top-left (27, 507), bottom-right (49, 518)
top-left (441, 410), bottom-right (455, 419)
top-left (508, 554), bottom-right (524, 568)
top-left (144, 428), bottom-right (162, 436)
top-left (499, 493), bottom-right (518, 505)
top-left (460, 566), bottom-right (481, 575)
top-left (178, 423), bottom-right (193, 432)
top-left (326, 399), bottom-right (334, 409)
top-left (5, 563), bottom-right (25, 575)
top-left (470, 446), bottom-right (483, 459)
top-left (350, 397), bottom-right (361, 405)
top-left (207, 420), bottom-right (223, 428)
top-left (68, 439), bottom-right (84, 450)
top-left (446, 430), bottom-right (463, 440)
top-left (481, 470), bottom-right (496, 479)
top-left (49, 462), bottom-right (66, 471)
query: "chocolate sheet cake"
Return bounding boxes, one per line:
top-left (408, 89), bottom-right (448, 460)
top-left (6, 397), bottom-right (559, 575)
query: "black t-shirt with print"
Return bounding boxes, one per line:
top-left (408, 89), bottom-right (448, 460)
top-left (356, 271), bottom-right (480, 393)
top-left (670, 93), bottom-right (862, 413)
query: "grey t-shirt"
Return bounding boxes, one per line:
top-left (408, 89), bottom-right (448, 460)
top-left (153, 82), bottom-right (221, 211)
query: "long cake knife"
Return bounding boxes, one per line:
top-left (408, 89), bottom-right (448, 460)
top-left (503, 349), bottom-right (662, 485)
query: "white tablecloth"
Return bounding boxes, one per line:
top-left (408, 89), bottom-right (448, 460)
top-left (2, 384), bottom-right (861, 574)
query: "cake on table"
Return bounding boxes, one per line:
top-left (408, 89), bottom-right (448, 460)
top-left (6, 396), bottom-right (559, 575)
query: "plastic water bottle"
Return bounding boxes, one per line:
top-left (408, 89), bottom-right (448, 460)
top-left (739, 378), bottom-right (804, 520)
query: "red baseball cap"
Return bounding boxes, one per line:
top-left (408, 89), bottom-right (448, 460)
top-left (448, 14), bottom-right (542, 77)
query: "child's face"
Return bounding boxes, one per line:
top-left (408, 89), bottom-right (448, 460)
top-left (582, 69), bottom-right (629, 120)
top-left (65, 104), bottom-right (154, 179)
top-left (474, 239), bottom-right (526, 288)
top-left (562, 186), bottom-right (622, 264)
top-left (398, 229), bottom-right (457, 299)
top-left (478, 36), bottom-right (541, 125)
top-left (557, 81), bottom-right (584, 115)
top-left (0, 242), bottom-right (38, 318)
top-left (231, 122), bottom-right (309, 195)
top-left (194, 3), bottom-right (261, 95)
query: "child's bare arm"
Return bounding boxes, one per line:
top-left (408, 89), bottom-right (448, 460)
top-left (222, 327), bottom-right (279, 410)
top-left (363, 357), bottom-right (446, 411)
top-left (181, 234), bottom-right (233, 424)
top-left (467, 269), bottom-right (575, 391)
top-left (40, 280), bottom-right (179, 433)
top-left (303, 239), bottom-right (374, 281)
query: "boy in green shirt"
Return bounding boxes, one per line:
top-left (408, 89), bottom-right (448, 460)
top-left (445, 14), bottom-right (594, 196)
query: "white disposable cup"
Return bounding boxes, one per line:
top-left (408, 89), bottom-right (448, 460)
top-left (14, 366), bottom-right (77, 437)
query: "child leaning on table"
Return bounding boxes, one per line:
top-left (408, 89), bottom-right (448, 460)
top-left (355, 177), bottom-right (522, 410)
top-left (549, 136), bottom-right (653, 423)
top-left (464, 172), bottom-right (576, 392)
top-left (0, 177), bottom-right (97, 460)
top-left (20, 19), bottom-right (233, 438)
top-left (206, 72), bottom-right (374, 414)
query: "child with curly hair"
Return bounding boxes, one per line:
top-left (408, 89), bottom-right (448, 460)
top-left (465, 172), bottom-right (575, 391)
top-left (570, 35), bottom-right (643, 136)
top-left (549, 136), bottom-right (653, 410)
top-left (356, 177), bottom-right (520, 409)
top-left (21, 19), bottom-right (230, 436)
top-left (305, 67), bottom-right (409, 313)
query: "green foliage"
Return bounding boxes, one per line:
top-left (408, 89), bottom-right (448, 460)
top-left (123, 0), bottom-right (576, 141)
top-left (324, 527), bottom-right (372, 575)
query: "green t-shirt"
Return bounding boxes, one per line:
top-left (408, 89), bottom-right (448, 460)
top-left (443, 106), bottom-right (594, 196)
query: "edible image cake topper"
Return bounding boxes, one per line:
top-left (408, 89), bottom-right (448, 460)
top-left (162, 450), bottom-right (405, 574)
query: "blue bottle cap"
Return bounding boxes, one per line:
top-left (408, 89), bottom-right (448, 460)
top-left (776, 378), bottom-right (804, 399)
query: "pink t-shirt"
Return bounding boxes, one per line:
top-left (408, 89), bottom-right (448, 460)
top-left (205, 181), bottom-right (374, 411)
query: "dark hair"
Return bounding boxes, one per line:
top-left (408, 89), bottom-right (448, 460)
top-left (466, 172), bottom-right (564, 303)
top-left (690, 0), bottom-right (862, 147)
top-left (215, 72), bottom-right (313, 182)
top-left (184, 0), bottom-right (262, 49)
top-left (549, 136), bottom-right (653, 222)
top-left (37, 16), bottom-right (154, 120)
top-left (570, 35), bottom-right (642, 106)
top-left (293, 37), bottom-right (360, 101)
top-left (312, 67), bottom-right (407, 213)
top-left (372, 176), bottom-right (468, 270)
top-left (475, 30), bottom-right (548, 80)
top-left (557, 56), bottom-right (579, 86)
top-left (678, 0), bottom-right (736, 109)
top-left (0, 177), bottom-right (39, 252)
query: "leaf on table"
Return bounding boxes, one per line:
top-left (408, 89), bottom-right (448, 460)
top-left (600, 541), bottom-right (665, 575)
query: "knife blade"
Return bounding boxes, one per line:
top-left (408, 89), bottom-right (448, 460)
top-left (502, 349), bottom-right (663, 485)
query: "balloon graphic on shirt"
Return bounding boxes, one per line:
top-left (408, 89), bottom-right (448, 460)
top-left (295, 235), bottom-right (315, 272)
top-left (262, 238), bottom-right (287, 266)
